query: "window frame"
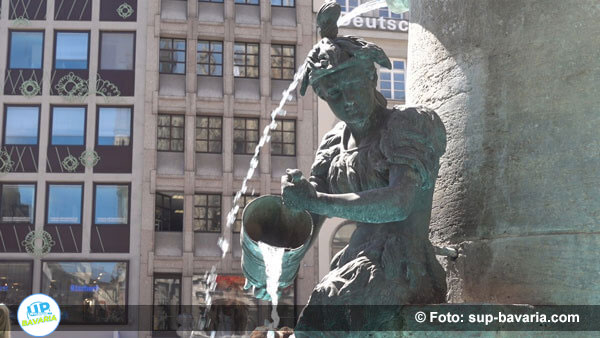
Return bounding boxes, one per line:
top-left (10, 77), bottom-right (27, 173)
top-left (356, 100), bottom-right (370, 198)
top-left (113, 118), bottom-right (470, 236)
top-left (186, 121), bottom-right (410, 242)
top-left (233, 42), bottom-right (260, 79)
top-left (154, 192), bottom-right (184, 232)
top-left (196, 40), bottom-right (223, 77)
top-left (40, 260), bottom-right (129, 325)
top-left (92, 183), bottom-right (131, 226)
top-left (45, 182), bottom-right (84, 226)
top-left (195, 115), bottom-right (223, 154)
top-left (49, 105), bottom-right (87, 146)
top-left (193, 193), bottom-right (222, 233)
top-left (233, 117), bottom-right (260, 155)
top-left (0, 260), bottom-right (34, 306)
top-left (152, 273), bottom-right (182, 331)
top-left (270, 44), bottom-right (295, 80)
top-left (159, 37), bottom-right (186, 75)
top-left (3, 104), bottom-right (41, 146)
top-left (234, 0), bottom-right (259, 5)
top-left (53, 30), bottom-right (91, 71)
top-left (270, 0), bottom-right (295, 8)
top-left (270, 119), bottom-right (296, 156)
top-left (95, 106), bottom-right (134, 147)
top-left (7, 30), bottom-right (45, 70)
top-left (157, 114), bottom-right (185, 153)
top-left (0, 182), bottom-right (37, 224)
top-left (98, 31), bottom-right (136, 71)
top-left (378, 58), bottom-right (406, 102)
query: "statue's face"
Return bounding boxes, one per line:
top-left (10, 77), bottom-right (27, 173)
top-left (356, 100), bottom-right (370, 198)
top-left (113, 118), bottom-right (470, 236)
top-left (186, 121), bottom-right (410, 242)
top-left (314, 66), bottom-right (377, 125)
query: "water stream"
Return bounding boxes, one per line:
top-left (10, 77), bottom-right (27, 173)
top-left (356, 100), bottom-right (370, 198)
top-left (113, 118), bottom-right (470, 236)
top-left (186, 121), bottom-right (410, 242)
top-left (190, 1), bottom-right (410, 336)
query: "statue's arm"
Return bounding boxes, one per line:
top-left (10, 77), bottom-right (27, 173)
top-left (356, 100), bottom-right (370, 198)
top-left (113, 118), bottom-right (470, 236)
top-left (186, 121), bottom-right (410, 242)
top-left (283, 164), bottom-right (420, 224)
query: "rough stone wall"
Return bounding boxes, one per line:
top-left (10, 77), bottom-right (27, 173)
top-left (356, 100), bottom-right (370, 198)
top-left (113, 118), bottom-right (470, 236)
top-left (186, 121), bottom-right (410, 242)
top-left (408, 0), bottom-right (600, 304)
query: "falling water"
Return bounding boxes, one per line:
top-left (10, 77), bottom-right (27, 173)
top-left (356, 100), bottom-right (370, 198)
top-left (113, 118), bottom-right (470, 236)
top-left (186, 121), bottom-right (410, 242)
top-left (258, 241), bottom-right (286, 337)
top-left (191, 1), bottom-right (410, 336)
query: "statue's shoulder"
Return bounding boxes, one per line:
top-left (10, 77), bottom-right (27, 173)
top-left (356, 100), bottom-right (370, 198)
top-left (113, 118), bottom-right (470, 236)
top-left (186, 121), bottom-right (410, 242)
top-left (384, 105), bottom-right (447, 154)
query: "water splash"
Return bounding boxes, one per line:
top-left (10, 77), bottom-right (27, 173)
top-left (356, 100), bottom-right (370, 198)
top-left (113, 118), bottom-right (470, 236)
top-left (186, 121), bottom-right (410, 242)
top-left (337, 0), bottom-right (388, 26)
top-left (259, 241), bottom-right (286, 336)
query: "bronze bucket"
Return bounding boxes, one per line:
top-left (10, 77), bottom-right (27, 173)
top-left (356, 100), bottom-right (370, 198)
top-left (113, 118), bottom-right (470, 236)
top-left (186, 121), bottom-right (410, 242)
top-left (240, 195), bottom-right (313, 296)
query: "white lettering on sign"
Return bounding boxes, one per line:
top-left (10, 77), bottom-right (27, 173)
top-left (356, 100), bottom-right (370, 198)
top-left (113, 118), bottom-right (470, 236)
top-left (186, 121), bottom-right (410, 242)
top-left (342, 16), bottom-right (409, 33)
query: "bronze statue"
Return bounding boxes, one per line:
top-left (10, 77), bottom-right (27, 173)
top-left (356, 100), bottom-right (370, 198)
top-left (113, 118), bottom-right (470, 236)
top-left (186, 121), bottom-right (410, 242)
top-left (242, 2), bottom-right (447, 334)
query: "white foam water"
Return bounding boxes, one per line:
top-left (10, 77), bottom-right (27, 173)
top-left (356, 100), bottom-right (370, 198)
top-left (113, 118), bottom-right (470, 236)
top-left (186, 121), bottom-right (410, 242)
top-left (337, 0), bottom-right (388, 26)
top-left (258, 241), bottom-right (286, 337)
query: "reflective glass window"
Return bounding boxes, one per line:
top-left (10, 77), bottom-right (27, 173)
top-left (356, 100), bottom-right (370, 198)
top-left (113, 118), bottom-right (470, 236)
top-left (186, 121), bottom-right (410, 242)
top-left (9, 31), bottom-right (43, 69)
top-left (51, 107), bottom-right (85, 145)
top-left (97, 107), bottom-right (132, 146)
top-left (55, 32), bottom-right (89, 69)
top-left (47, 184), bottom-right (83, 224)
top-left (5, 106), bottom-right (39, 145)
top-left (94, 185), bottom-right (129, 224)
top-left (0, 184), bottom-right (35, 223)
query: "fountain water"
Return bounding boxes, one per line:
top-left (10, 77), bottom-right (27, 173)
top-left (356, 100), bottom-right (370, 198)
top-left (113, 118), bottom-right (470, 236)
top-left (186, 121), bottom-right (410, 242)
top-left (190, 1), bottom-right (411, 336)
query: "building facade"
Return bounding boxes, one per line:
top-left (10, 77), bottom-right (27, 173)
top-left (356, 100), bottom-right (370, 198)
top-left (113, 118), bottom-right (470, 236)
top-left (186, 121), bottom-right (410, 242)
top-left (141, 0), bottom-right (319, 336)
top-left (0, 0), bottom-right (320, 337)
top-left (0, 0), bottom-right (146, 337)
top-left (311, 0), bottom-right (410, 280)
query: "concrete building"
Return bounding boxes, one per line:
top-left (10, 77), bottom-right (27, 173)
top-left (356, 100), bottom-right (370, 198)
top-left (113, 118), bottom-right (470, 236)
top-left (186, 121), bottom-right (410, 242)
top-left (0, 0), bottom-right (146, 337)
top-left (0, 0), bottom-right (319, 336)
top-left (311, 0), bottom-right (410, 281)
top-left (141, 0), bottom-right (319, 336)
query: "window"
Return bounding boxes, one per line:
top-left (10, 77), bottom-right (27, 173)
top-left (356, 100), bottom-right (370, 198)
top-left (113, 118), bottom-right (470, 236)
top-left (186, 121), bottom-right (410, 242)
top-left (271, 0), bottom-right (294, 7)
top-left (336, 0), bottom-right (358, 12)
top-left (379, 59), bottom-right (405, 101)
top-left (233, 194), bottom-right (258, 233)
top-left (197, 40), bottom-right (223, 76)
top-left (0, 261), bottom-right (32, 305)
top-left (153, 274), bottom-right (181, 331)
top-left (235, 0), bottom-right (259, 4)
top-left (41, 261), bottom-right (127, 324)
top-left (100, 32), bottom-right (135, 70)
top-left (51, 107), bottom-right (86, 145)
top-left (47, 184), bottom-right (83, 224)
top-left (55, 32), bottom-right (89, 69)
top-left (157, 114), bottom-right (185, 152)
top-left (199, 0), bottom-right (223, 2)
top-left (196, 116), bottom-right (222, 153)
top-left (94, 184), bottom-right (129, 224)
top-left (97, 107), bottom-right (132, 146)
top-left (159, 38), bottom-right (186, 74)
top-left (233, 117), bottom-right (259, 154)
top-left (233, 42), bottom-right (259, 78)
top-left (155, 192), bottom-right (184, 232)
top-left (0, 184), bottom-right (35, 223)
top-left (193, 194), bottom-right (221, 232)
top-left (9, 31), bottom-right (43, 69)
top-left (271, 45), bottom-right (295, 80)
top-left (4, 106), bottom-right (39, 145)
top-left (271, 119), bottom-right (295, 156)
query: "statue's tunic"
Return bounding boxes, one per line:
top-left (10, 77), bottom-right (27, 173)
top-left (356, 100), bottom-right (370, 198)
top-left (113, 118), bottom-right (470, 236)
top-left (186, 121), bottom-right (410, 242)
top-left (296, 106), bottom-right (447, 334)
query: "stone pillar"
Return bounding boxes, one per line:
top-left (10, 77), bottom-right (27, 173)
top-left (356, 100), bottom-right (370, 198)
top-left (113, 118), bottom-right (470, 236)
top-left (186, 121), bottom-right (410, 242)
top-left (408, 0), bottom-right (600, 304)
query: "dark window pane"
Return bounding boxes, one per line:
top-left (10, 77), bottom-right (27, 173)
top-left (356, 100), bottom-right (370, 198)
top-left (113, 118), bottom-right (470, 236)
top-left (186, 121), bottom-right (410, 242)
top-left (5, 106), bottom-right (39, 145)
top-left (51, 107), bottom-right (85, 145)
top-left (47, 185), bottom-right (82, 224)
top-left (41, 262), bottom-right (127, 324)
top-left (1, 184), bottom-right (35, 223)
top-left (55, 32), bottom-right (89, 69)
top-left (0, 262), bottom-right (32, 305)
top-left (10, 31), bottom-right (43, 69)
top-left (95, 185), bottom-right (129, 224)
top-left (155, 193), bottom-right (183, 232)
top-left (98, 107), bottom-right (131, 146)
top-left (153, 275), bottom-right (181, 331)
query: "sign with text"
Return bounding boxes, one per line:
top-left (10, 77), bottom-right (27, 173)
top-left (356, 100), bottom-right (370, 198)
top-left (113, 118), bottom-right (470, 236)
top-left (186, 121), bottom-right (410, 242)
top-left (339, 16), bottom-right (409, 33)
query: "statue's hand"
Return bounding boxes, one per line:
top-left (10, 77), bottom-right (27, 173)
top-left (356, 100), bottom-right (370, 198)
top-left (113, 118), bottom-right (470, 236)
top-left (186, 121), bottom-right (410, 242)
top-left (281, 169), bottom-right (318, 211)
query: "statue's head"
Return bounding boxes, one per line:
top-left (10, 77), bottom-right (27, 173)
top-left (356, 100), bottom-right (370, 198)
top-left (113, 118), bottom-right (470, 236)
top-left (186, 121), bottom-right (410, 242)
top-left (300, 2), bottom-right (392, 124)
